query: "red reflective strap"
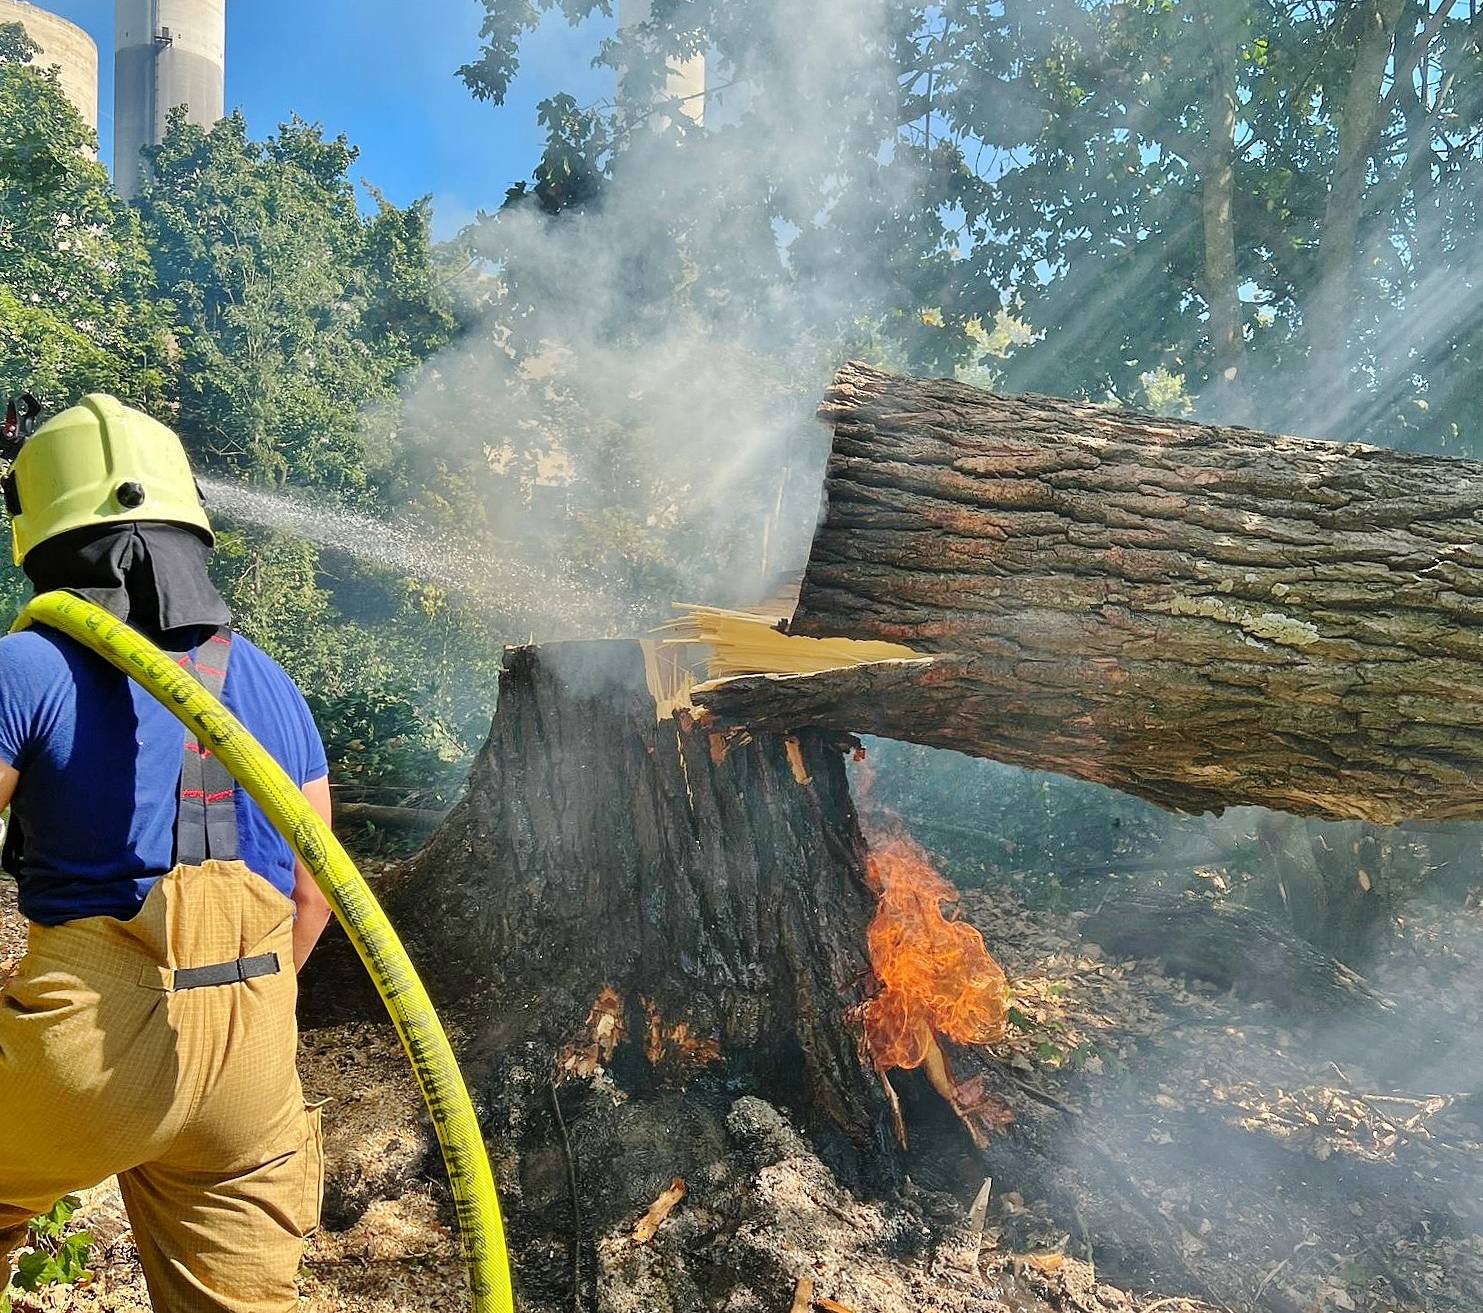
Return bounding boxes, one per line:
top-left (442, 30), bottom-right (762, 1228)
top-left (180, 789), bottom-right (206, 801)
top-left (205, 789), bottom-right (235, 804)
top-left (196, 664), bottom-right (227, 678)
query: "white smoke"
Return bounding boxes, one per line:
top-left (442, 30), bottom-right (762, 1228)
top-left (397, 0), bottom-right (917, 641)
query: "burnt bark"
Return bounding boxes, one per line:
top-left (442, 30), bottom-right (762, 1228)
top-left (697, 362), bottom-right (1483, 825)
top-left (389, 640), bottom-right (894, 1153)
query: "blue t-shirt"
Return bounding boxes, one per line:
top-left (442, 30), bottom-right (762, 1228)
top-left (0, 627), bottom-right (328, 925)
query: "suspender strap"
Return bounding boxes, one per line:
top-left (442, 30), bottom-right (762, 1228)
top-left (174, 631), bottom-right (239, 866)
top-left (173, 952), bottom-right (280, 991)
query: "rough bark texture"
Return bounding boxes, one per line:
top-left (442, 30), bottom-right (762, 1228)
top-left (389, 640), bottom-right (893, 1152)
top-left (697, 362), bottom-right (1483, 824)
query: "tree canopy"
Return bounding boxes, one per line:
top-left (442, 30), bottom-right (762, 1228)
top-left (0, 23), bottom-right (168, 408)
top-left (138, 109), bottom-right (457, 494)
top-left (466, 0), bottom-right (1483, 450)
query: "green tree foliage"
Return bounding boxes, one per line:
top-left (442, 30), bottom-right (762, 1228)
top-left (131, 112), bottom-right (479, 796)
top-left (892, 0), bottom-right (1483, 446)
top-left (467, 1), bottom-right (1483, 450)
top-left (0, 63), bottom-right (478, 799)
top-left (137, 110), bottom-right (457, 494)
top-left (208, 530), bottom-right (490, 803)
top-left (0, 23), bottom-right (168, 406)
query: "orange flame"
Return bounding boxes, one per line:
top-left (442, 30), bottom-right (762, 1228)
top-left (863, 832), bottom-right (1008, 1072)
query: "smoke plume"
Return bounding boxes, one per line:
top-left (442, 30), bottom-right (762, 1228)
top-left (398, 0), bottom-right (918, 641)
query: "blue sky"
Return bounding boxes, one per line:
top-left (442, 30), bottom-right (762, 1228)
top-left (43, 0), bottom-right (614, 236)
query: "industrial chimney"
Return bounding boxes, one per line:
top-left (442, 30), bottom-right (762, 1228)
top-left (0, 1), bottom-right (99, 135)
top-left (113, 0), bottom-right (225, 198)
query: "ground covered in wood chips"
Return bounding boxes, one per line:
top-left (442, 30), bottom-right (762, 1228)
top-left (6, 867), bottom-right (1483, 1312)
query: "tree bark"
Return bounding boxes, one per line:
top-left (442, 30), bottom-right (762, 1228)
top-left (1307, 0), bottom-right (1407, 391)
top-left (1196, 0), bottom-right (1244, 406)
top-left (696, 363), bottom-right (1483, 824)
top-left (389, 639), bottom-right (895, 1152)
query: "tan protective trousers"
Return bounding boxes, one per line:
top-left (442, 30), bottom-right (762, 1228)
top-left (0, 860), bottom-right (324, 1312)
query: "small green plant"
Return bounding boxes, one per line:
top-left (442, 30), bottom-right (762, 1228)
top-left (2, 1195), bottom-right (93, 1310)
top-left (1068, 1040), bottom-right (1100, 1069)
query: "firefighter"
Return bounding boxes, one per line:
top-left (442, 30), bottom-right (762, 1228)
top-left (0, 394), bottom-right (334, 1312)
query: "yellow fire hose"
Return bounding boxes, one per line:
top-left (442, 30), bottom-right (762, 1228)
top-left (15, 590), bottom-right (516, 1313)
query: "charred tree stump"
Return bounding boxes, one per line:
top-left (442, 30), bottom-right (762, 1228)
top-left (698, 362), bottom-right (1483, 826)
top-left (389, 640), bottom-right (893, 1155)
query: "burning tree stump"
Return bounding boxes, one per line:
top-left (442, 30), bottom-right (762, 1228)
top-left (695, 362), bottom-right (1483, 826)
top-left (388, 640), bottom-right (894, 1151)
top-left (373, 640), bottom-right (1019, 1305)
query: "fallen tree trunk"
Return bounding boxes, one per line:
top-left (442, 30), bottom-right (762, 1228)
top-left (696, 362), bottom-right (1483, 824)
top-left (335, 800), bottom-right (448, 830)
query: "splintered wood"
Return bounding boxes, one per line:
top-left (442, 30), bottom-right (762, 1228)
top-left (658, 604), bottom-right (923, 681)
top-left (968, 1177), bottom-right (994, 1235)
top-left (558, 987), bottom-right (625, 1080)
top-left (640, 639), bottom-right (700, 721)
top-left (632, 1178), bottom-right (687, 1244)
top-left (785, 737), bottom-right (813, 785)
top-left (790, 1277), bottom-right (816, 1313)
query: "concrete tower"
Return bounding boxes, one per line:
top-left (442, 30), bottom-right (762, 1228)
top-left (0, 0), bottom-right (98, 132)
top-left (617, 0), bottom-right (705, 127)
top-left (113, 0), bottom-right (225, 198)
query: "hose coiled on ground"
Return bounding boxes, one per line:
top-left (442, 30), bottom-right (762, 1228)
top-left (17, 590), bottom-right (515, 1313)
